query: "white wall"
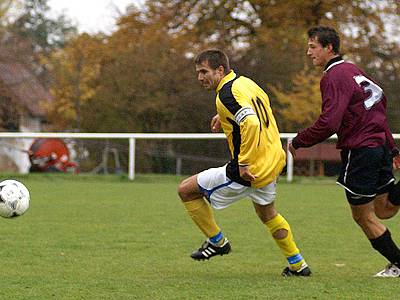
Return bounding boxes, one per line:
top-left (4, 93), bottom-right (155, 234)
top-left (0, 115), bottom-right (42, 173)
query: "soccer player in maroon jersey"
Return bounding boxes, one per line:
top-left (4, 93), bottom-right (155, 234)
top-left (289, 26), bottom-right (400, 277)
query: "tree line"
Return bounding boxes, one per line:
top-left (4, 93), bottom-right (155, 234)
top-left (1, 1), bottom-right (399, 172)
top-left (1, 0), bottom-right (399, 133)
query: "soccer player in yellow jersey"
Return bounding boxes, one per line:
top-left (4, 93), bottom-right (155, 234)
top-left (178, 49), bottom-right (311, 276)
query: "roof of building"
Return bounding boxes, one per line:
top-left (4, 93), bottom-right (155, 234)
top-left (0, 61), bottom-right (52, 117)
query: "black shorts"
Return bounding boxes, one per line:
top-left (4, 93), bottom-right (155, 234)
top-left (336, 145), bottom-right (395, 205)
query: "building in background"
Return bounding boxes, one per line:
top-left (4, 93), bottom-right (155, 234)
top-left (0, 61), bottom-right (52, 173)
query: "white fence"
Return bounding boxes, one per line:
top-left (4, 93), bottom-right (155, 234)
top-left (0, 132), bottom-right (399, 182)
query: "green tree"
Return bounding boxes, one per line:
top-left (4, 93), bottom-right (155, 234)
top-left (8, 0), bottom-right (77, 86)
top-left (10, 0), bottom-right (76, 52)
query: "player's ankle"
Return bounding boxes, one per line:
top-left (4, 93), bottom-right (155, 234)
top-left (290, 260), bottom-right (307, 271)
top-left (209, 231), bottom-right (225, 246)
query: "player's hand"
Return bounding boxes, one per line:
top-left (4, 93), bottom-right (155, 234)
top-left (210, 114), bottom-right (221, 133)
top-left (239, 165), bottom-right (257, 182)
top-left (288, 142), bottom-right (296, 158)
top-left (393, 154), bottom-right (400, 170)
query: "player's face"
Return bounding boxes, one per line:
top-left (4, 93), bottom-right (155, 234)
top-left (196, 61), bottom-right (224, 90)
top-left (307, 37), bottom-right (333, 67)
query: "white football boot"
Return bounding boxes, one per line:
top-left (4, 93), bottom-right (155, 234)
top-left (374, 263), bottom-right (400, 277)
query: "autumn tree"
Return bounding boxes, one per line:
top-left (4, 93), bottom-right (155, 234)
top-left (77, 8), bottom-right (213, 134)
top-left (43, 0), bottom-right (400, 173)
top-left (148, 0), bottom-right (400, 132)
top-left (45, 33), bottom-right (103, 131)
top-left (45, 0), bottom-right (400, 134)
top-left (267, 0), bottom-right (400, 131)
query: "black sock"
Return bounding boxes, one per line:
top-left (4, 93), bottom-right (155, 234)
top-left (370, 229), bottom-right (400, 267)
top-left (388, 181), bottom-right (400, 206)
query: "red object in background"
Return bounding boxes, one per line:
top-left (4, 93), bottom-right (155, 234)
top-left (29, 138), bottom-right (79, 173)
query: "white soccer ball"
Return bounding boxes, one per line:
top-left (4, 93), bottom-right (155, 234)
top-left (0, 180), bottom-right (30, 218)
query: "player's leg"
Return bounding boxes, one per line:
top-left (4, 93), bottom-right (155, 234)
top-left (349, 199), bottom-right (400, 277)
top-left (178, 174), bottom-right (222, 239)
top-left (178, 174), bottom-right (228, 258)
top-left (178, 165), bottom-right (239, 260)
top-left (338, 146), bottom-right (400, 276)
top-left (373, 144), bottom-right (400, 219)
top-left (350, 199), bottom-right (386, 239)
top-left (374, 192), bottom-right (399, 220)
top-left (251, 182), bottom-right (310, 276)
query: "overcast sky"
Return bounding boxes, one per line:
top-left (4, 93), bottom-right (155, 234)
top-left (47, 0), bottom-right (143, 34)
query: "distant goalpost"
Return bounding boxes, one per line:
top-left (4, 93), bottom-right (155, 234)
top-left (0, 132), bottom-right (399, 181)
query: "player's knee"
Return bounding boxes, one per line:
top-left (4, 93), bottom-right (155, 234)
top-left (254, 203), bottom-right (276, 223)
top-left (177, 178), bottom-right (199, 201)
top-left (272, 228), bottom-right (288, 239)
top-left (177, 181), bottom-right (189, 201)
top-left (374, 201), bottom-right (397, 219)
top-left (375, 209), bottom-right (392, 220)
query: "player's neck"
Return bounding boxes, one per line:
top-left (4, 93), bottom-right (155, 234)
top-left (324, 55), bottom-right (342, 71)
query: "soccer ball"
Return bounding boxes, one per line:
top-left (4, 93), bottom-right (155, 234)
top-left (0, 180), bottom-right (30, 218)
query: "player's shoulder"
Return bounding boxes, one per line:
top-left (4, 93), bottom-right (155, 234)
top-left (219, 74), bottom-right (251, 96)
top-left (232, 75), bottom-right (257, 87)
top-left (230, 75), bottom-right (263, 96)
top-left (219, 74), bottom-right (263, 103)
top-left (325, 60), bottom-right (360, 76)
top-left (218, 78), bottom-right (236, 101)
top-left (323, 61), bottom-right (362, 86)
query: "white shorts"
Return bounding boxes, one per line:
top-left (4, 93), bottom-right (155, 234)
top-left (197, 165), bottom-right (277, 209)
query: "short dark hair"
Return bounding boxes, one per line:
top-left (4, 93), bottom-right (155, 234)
top-left (308, 26), bottom-right (340, 54)
top-left (195, 49), bottom-right (230, 72)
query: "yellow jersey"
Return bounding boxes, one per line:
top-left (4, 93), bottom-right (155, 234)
top-left (216, 70), bottom-right (286, 188)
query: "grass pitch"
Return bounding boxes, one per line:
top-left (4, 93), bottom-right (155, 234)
top-left (0, 174), bottom-right (398, 299)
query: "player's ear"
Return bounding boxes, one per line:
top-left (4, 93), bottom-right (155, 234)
top-left (216, 65), bottom-right (225, 75)
top-left (326, 43), bottom-right (334, 53)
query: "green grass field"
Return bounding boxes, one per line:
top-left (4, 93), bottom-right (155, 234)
top-left (0, 174), bottom-right (398, 299)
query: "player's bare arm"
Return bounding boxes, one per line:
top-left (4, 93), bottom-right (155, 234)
top-left (393, 154), bottom-right (400, 170)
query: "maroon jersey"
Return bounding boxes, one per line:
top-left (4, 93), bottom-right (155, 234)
top-left (292, 56), bottom-right (397, 153)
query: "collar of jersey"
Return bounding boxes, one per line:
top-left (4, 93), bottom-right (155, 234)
top-left (324, 55), bottom-right (344, 73)
top-left (216, 70), bottom-right (237, 93)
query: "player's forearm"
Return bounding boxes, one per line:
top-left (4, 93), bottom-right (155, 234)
top-left (292, 120), bottom-right (336, 149)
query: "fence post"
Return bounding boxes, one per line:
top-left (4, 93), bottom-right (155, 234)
top-left (176, 157), bottom-right (182, 175)
top-left (286, 138), bottom-right (293, 182)
top-left (129, 138), bottom-right (136, 180)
